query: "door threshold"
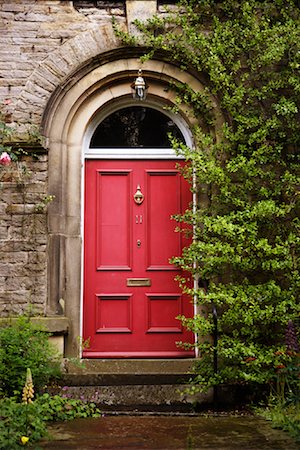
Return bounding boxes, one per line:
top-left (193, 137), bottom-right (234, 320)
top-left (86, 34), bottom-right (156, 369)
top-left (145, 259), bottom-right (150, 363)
top-left (82, 351), bottom-right (195, 358)
top-left (64, 358), bottom-right (196, 375)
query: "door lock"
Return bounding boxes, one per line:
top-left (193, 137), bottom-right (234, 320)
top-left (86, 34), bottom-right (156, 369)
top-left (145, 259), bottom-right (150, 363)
top-left (137, 239), bottom-right (141, 248)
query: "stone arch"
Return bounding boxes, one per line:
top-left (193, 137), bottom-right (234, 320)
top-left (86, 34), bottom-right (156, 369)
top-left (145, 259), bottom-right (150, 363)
top-left (14, 23), bottom-right (123, 124)
top-left (43, 52), bottom-right (224, 356)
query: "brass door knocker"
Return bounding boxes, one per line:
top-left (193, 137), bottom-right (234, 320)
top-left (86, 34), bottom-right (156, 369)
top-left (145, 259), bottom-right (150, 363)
top-left (134, 185), bottom-right (144, 205)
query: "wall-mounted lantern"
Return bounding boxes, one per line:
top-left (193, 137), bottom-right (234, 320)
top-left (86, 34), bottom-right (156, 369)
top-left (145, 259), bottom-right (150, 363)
top-left (131, 69), bottom-right (148, 101)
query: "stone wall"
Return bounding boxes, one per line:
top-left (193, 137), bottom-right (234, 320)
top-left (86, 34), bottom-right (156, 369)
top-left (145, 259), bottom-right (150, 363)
top-left (0, 0), bottom-right (128, 318)
top-left (0, 0), bottom-right (126, 130)
top-left (0, 0), bottom-right (179, 333)
top-left (0, 153), bottom-right (48, 317)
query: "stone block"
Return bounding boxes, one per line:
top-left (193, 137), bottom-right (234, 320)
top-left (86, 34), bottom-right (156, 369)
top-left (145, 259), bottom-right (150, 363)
top-left (0, 12), bottom-right (14, 20)
top-left (0, 315), bottom-right (69, 334)
top-left (1, 70), bottom-right (31, 80)
top-left (0, 227), bottom-right (8, 239)
top-left (28, 251), bottom-right (46, 264)
top-left (6, 204), bottom-right (36, 215)
top-left (0, 241), bottom-right (46, 252)
top-left (0, 262), bottom-right (27, 277)
top-left (20, 91), bottom-right (45, 107)
top-left (15, 12), bottom-right (52, 22)
top-left (69, 31), bottom-right (99, 59)
top-left (110, 8), bottom-right (125, 16)
top-left (1, 276), bottom-right (35, 291)
top-left (0, 251), bottom-right (28, 264)
top-left (1, 4), bottom-right (26, 12)
top-left (49, 335), bottom-right (64, 354)
top-left (0, 203), bottom-right (6, 214)
top-left (9, 21), bottom-right (41, 32)
top-left (126, 0), bottom-right (157, 35)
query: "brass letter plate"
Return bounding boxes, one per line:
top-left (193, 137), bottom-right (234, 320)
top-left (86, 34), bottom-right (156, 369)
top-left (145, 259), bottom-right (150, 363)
top-left (127, 278), bottom-right (151, 287)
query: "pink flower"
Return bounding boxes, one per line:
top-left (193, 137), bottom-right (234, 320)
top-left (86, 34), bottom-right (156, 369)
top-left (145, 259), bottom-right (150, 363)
top-left (0, 152), bottom-right (11, 166)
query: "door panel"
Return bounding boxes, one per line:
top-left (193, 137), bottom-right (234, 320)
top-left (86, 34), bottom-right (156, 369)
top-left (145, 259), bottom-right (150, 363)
top-left (146, 170), bottom-right (181, 270)
top-left (96, 170), bottom-right (132, 270)
top-left (83, 160), bottom-right (195, 358)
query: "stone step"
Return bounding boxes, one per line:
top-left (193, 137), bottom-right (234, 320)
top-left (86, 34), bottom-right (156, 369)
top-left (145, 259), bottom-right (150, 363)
top-left (56, 384), bottom-right (212, 413)
top-left (62, 373), bottom-right (196, 386)
top-left (62, 359), bottom-right (196, 386)
top-left (54, 358), bottom-right (206, 412)
top-left (63, 358), bottom-right (196, 375)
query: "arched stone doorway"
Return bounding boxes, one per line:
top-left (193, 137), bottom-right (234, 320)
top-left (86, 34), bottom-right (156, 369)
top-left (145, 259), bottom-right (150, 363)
top-left (43, 55), bottom-right (222, 357)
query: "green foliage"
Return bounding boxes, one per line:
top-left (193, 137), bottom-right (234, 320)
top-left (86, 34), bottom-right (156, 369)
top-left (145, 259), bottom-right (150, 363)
top-left (35, 393), bottom-right (101, 421)
top-left (118, 0), bottom-right (300, 391)
top-left (0, 316), bottom-right (61, 397)
top-left (0, 397), bottom-right (47, 450)
top-left (259, 402), bottom-right (300, 442)
top-left (34, 194), bottom-right (55, 212)
top-left (0, 394), bottom-right (101, 449)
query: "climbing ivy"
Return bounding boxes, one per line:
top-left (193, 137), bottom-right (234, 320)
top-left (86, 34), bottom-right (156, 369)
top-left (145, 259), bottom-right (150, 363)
top-left (117, 0), bottom-right (300, 389)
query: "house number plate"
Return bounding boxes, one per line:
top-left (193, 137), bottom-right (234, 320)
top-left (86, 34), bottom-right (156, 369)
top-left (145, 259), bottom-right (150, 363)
top-left (127, 278), bottom-right (151, 287)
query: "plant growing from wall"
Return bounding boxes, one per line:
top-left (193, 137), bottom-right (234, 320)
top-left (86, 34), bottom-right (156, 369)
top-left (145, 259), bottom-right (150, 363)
top-left (0, 111), bottom-right (54, 316)
top-left (0, 112), bottom-right (43, 213)
top-left (116, 0), bottom-right (300, 393)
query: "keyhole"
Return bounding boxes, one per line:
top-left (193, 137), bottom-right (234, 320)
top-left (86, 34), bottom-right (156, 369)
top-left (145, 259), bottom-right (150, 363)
top-left (137, 239), bottom-right (141, 248)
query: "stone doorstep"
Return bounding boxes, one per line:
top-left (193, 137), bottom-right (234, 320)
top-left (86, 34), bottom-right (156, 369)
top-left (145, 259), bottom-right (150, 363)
top-left (61, 373), bottom-right (196, 387)
top-left (64, 358), bottom-right (196, 375)
top-left (49, 384), bottom-right (211, 413)
top-left (55, 360), bottom-right (251, 412)
top-left (59, 358), bottom-right (200, 411)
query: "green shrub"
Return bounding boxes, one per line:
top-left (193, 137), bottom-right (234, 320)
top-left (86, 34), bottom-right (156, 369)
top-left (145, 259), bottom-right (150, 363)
top-left (0, 394), bottom-right (101, 449)
top-left (118, 0), bottom-right (300, 392)
top-left (0, 316), bottom-right (61, 396)
top-left (0, 397), bottom-right (47, 450)
top-left (35, 393), bottom-right (101, 421)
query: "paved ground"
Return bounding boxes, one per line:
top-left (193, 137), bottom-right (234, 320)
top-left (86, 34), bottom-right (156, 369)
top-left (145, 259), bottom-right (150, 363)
top-left (40, 414), bottom-right (299, 449)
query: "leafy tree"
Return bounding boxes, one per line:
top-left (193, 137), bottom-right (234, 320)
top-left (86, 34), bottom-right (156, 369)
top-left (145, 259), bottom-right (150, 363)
top-left (117, 0), bottom-right (300, 390)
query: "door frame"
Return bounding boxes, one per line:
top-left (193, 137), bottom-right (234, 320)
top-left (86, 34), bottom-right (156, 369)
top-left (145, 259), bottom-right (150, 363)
top-left (81, 101), bottom-right (196, 358)
top-left (43, 56), bottom-right (222, 357)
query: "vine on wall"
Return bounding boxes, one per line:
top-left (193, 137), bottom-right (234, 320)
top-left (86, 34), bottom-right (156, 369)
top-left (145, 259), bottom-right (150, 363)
top-left (117, 0), bottom-right (300, 389)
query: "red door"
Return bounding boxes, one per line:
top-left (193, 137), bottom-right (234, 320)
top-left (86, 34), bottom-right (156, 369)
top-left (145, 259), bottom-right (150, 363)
top-left (83, 159), bottom-right (195, 357)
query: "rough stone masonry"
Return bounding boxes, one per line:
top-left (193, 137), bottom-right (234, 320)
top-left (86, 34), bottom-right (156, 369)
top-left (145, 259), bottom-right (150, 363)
top-left (0, 1), bottom-right (170, 321)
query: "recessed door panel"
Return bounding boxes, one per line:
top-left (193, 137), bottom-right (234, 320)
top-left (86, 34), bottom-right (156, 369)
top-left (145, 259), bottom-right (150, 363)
top-left (95, 294), bottom-right (132, 333)
top-left (146, 294), bottom-right (183, 333)
top-left (83, 160), bottom-right (195, 358)
top-left (146, 170), bottom-right (181, 270)
top-left (96, 171), bottom-right (132, 270)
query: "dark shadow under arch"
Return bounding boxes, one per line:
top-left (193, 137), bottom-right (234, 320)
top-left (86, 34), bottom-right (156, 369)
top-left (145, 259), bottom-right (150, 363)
top-left (90, 106), bottom-right (185, 148)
